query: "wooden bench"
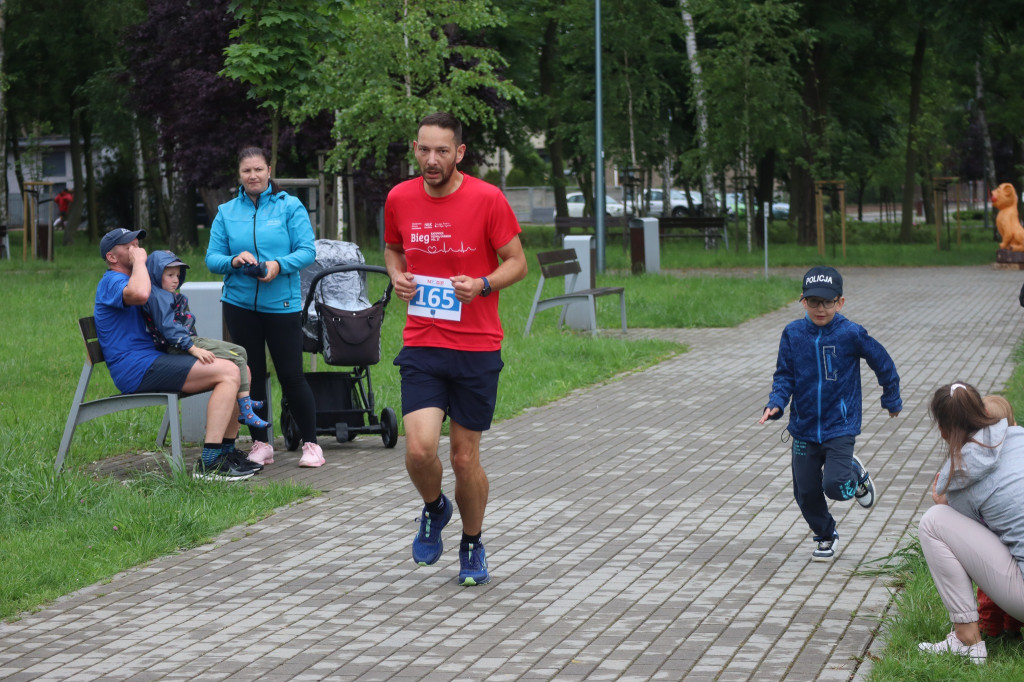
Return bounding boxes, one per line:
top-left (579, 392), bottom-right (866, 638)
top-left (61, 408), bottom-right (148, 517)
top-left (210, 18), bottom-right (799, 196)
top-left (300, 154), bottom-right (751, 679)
top-left (553, 216), bottom-right (629, 246)
top-left (524, 249), bottom-right (626, 336)
top-left (658, 216), bottom-right (726, 249)
top-left (55, 316), bottom-right (207, 474)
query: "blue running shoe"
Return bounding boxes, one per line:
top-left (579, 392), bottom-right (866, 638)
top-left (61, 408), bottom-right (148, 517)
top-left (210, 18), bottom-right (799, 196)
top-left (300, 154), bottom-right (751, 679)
top-left (459, 541), bottom-right (490, 586)
top-left (412, 493), bottom-right (452, 566)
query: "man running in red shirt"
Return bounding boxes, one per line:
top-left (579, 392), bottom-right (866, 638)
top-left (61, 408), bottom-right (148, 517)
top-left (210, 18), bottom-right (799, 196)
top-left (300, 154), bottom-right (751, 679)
top-left (384, 112), bottom-right (528, 586)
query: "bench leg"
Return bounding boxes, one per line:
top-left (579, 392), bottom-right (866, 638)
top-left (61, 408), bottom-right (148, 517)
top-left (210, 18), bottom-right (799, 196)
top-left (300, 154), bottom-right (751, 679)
top-left (55, 362), bottom-right (92, 474)
top-left (56, 408), bottom-right (80, 474)
top-left (588, 295), bottom-right (598, 336)
top-left (165, 395), bottom-right (185, 474)
top-left (158, 408), bottom-right (171, 447)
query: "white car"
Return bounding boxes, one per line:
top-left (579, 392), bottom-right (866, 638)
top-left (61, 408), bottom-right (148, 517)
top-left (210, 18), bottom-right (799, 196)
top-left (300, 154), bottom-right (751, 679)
top-left (566, 192), bottom-right (625, 217)
top-left (644, 188), bottom-right (702, 217)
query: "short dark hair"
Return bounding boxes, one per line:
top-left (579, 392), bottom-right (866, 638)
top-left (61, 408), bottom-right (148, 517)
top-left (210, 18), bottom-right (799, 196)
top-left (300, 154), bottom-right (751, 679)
top-left (238, 146), bottom-right (269, 167)
top-left (418, 112), bottom-right (462, 145)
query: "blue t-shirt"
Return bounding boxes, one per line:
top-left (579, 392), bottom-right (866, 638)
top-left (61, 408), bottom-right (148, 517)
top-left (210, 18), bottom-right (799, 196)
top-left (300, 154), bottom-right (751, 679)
top-left (94, 270), bottom-right (163, 393)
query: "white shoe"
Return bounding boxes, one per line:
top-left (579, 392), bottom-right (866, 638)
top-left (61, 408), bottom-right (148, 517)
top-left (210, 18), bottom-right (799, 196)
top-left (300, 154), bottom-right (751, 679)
top-left (299, 441), bottom-right (325, 467)
top-left (918, 630), bottom-right (987, 664)
top-left (812, 531), bottom-right (839, 562)
top-left (247, 440), bottom-right (275, 465)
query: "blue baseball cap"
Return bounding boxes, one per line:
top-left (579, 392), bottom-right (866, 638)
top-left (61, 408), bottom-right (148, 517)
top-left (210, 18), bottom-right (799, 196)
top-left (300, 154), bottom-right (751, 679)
top-left (801, 266), bottom-right (842, 299)
top-left (100, 228), bottom-right (147, 260)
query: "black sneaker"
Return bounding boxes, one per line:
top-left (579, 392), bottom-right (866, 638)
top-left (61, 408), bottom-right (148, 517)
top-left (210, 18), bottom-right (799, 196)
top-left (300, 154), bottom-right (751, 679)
top-left (193, 452), bottom-right (256, 481)
top-left (224, 447), bottom-right (263, 474)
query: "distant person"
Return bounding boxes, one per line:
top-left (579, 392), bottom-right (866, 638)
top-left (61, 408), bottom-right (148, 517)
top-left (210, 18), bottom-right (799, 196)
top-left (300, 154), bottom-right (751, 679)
top-left (53, 188), bottom-right (73, 229)
top-left (974, 394), bottom-right (1024, 639)
top-left (94, 228), bottom-right (254, 480)
top-left (758, 266), bottom-right (902, 561)
top-left (206, 146), bottom-right (322, 468)
top-left (918, 382), bottom-right (1024, 665)
top-left (385, 112), bottom-right (528, 585)
top-left (140, 249), bottom-right (270, 477)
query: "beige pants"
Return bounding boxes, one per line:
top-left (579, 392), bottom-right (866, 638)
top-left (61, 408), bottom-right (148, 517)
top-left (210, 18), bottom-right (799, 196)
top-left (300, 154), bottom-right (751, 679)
top-left (170, 337), bottom-right (249, 393)
top-left (919, 504), bottom-right (1024, 623)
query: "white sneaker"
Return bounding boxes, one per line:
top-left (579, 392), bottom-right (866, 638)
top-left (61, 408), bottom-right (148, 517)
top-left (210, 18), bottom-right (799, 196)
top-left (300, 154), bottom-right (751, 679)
top-left (918, 630), bottom-right (987, 664)
top-left (853, 455), bottom-right (875, 508)
top-left (247, 440), bottom-right (275, 465)
top-left (299, 441), bottom-right (325, 467)
top-left (812, 531), bottom-right (839, 561)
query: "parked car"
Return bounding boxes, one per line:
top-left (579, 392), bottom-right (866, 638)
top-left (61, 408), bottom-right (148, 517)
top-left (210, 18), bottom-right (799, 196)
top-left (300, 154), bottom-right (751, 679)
top-left (721, 192), bottom-right (790, 220)
top-left (644, 188), bottom-right (701, 217)
top-left (566, 192), bottom-right (625, 217)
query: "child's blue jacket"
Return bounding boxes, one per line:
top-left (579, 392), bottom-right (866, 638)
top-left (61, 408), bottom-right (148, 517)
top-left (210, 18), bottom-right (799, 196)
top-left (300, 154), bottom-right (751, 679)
top-left (141, 249), bottom-right (197, 352)
top-left (765, 312), bottom-right (902, 443)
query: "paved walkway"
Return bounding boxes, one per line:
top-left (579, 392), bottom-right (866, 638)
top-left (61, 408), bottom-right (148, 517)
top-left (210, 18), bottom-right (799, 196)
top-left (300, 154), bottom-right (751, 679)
top-left (4, 266), bottom-right (1024, 681)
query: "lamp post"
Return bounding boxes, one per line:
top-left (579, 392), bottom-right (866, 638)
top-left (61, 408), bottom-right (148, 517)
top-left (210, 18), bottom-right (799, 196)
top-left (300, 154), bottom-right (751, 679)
top-left (595, 0), bottom-right (605, 273)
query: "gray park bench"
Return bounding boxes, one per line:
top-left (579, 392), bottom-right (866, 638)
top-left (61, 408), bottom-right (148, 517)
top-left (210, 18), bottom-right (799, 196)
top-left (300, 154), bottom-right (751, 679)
top-left (658, 216), bottom-right (726, 249)
top-left (524, 249), bottom-right (626, 336)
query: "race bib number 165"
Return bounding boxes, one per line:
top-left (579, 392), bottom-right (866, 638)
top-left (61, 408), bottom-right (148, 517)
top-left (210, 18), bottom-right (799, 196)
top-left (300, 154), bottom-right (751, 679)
top-left (408, 275), bottom-right (462, 321)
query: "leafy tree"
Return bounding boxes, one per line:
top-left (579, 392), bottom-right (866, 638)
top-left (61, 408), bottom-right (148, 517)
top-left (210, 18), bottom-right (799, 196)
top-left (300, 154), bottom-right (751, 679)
top-left (311, 0), bottom-right (522, 173)
top-left (221, 0), bottom-right (339, 168)
top-left (693, 0), bottom-right (804, 243)
top-left (5, 0), bottom-right (144, 244)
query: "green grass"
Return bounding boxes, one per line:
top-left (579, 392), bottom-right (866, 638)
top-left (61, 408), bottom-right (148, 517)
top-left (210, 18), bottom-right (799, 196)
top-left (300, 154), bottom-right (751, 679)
top-left (862, 537), bottom-right (1024, 679)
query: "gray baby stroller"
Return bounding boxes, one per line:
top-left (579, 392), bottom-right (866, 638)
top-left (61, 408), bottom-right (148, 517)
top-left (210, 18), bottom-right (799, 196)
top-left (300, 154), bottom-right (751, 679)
top-left (279, 240), bottom-right (398, 449)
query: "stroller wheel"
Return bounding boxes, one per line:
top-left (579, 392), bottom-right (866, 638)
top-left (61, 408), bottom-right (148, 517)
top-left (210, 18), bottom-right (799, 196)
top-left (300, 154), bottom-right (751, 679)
top-left (335, 423), bottom-right (350, 444)
top-left (381, 407), bottom-right (398, 449)
top-left (281, 399), bottom-right (301, 451)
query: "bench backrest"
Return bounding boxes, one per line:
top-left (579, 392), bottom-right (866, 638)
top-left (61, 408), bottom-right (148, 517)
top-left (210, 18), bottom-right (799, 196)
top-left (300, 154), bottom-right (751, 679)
top-left (79, 316), bottom-right (105, 366)
top-left (553, 216), bottom-right (629, 228)
top-left (536, 249), bottom-right (583, 279)
top-left (658, 216), bottom-right (727, 229)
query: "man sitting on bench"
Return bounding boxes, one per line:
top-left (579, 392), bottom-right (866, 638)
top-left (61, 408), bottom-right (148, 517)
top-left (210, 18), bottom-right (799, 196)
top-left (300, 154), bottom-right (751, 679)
top-left (94, 228), bottom-right (257, 481)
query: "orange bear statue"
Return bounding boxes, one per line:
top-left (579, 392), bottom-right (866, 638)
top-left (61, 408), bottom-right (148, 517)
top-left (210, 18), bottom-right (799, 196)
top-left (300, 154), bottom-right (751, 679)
top-left (992, 182), bottom-right (1024, 252)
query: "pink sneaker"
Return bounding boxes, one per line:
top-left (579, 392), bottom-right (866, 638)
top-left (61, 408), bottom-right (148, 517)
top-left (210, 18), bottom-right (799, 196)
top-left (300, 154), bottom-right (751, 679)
top-left (248, 440), bottom-right (275, 465)
top-left (299, 442), bottom-right (325, 467)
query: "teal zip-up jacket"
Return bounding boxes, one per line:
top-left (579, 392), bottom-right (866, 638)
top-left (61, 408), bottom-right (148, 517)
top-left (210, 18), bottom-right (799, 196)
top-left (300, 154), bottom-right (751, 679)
top-left (206, 183), bottom-right (315, 313)
top-left (764, 312), bottom-right (902, 443)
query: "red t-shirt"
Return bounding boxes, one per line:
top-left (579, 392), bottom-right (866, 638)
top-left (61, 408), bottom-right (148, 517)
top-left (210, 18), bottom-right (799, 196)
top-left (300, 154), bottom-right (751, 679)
top-left (55, 191), bottom-right (73, 213)
top-left (385, 174), bottom-right (521, 351)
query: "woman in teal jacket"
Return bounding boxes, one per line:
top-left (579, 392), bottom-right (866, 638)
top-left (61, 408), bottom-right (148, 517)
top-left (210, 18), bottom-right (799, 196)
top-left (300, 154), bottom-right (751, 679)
top-left (206, 147), bottom-right (323, 468)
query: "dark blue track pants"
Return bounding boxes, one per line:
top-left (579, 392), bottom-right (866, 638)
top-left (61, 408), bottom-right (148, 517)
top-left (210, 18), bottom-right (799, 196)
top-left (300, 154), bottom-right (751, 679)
top-left (790, 435), bottom-right (859, 539)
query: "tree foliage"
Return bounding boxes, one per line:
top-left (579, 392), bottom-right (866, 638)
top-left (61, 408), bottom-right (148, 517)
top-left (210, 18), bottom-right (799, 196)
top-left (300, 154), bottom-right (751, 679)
top-left (221, 0), bottom-right (341, 167)
top-left (309, 0), bottom-right (523, 173)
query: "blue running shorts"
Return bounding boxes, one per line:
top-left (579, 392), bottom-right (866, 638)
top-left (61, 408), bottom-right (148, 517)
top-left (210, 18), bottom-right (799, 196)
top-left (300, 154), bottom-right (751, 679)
top-left (135, 353), bottom-right (196, 393)
top-left (394, 346), bottom-right (504, 432)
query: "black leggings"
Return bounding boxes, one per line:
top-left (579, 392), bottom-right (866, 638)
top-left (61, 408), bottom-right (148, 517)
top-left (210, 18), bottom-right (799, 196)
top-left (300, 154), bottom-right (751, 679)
top-left (223, 302), bottom-right (317, 443)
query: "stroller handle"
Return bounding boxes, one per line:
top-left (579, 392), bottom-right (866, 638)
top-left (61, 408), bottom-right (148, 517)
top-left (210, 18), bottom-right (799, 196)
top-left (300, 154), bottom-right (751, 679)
top-left (302, 264), bottom-right (394, 325)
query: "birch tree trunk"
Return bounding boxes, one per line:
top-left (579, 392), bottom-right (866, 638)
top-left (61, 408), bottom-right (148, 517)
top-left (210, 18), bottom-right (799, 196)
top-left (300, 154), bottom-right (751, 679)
top-left (133, 122), bottom-right (151, 231)
top-left (899, 27), bottom-right (927, 242)
top-left (974, 60), bottom-right (997, 191)
top-left (680, 2), bottom-right (716, 216)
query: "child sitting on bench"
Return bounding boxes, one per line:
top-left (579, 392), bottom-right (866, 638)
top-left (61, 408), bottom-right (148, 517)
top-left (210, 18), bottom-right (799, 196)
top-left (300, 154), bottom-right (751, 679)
top-left (141, 250), bottom-right (269, 430)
